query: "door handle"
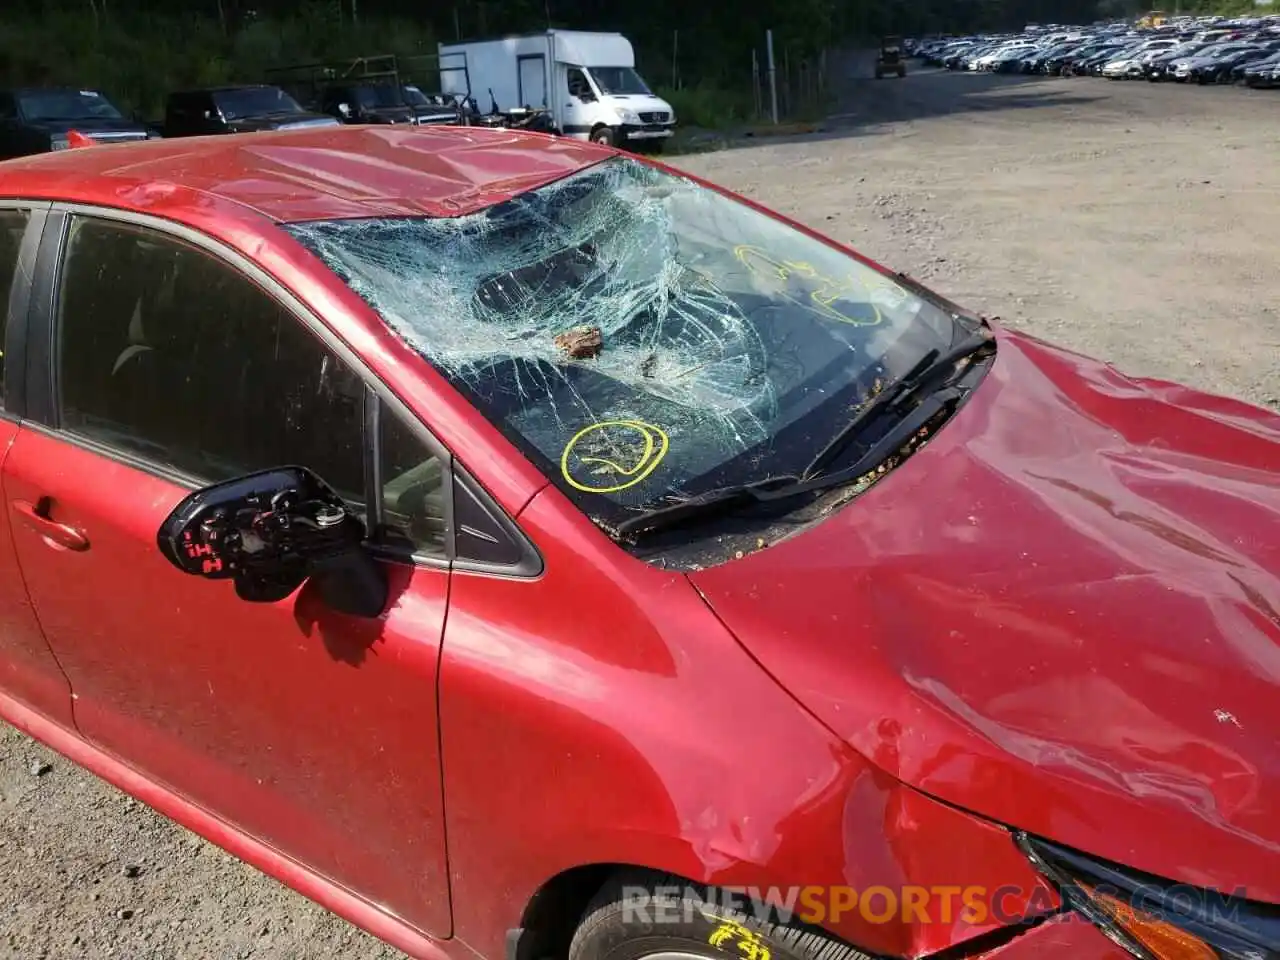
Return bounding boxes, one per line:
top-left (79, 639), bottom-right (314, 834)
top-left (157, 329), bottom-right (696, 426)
top-left (12, 498), bottom-right (90, 552)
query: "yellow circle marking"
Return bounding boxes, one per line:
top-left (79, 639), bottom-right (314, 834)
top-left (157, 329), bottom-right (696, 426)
top-left (734, 244), bottom-right (883, 327)
top-left (561, 420), bottom-right (670, 494)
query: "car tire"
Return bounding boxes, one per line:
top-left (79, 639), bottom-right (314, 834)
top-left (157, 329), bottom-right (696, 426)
top-left (569, 876), bottom-right (869, 960)
top-left (590, 126), bottom-right (616, 146)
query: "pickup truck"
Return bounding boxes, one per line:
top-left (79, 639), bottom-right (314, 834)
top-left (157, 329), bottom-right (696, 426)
top-left (0, 86), bottom-right (152, 159)
top-left (162, 84), bottom-right (340, 137)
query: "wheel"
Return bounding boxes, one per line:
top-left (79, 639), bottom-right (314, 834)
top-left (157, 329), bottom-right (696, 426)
top-left (897, 66), bottom-right (906, 78)
top-left (874, 68), bottom-right (884, 79)
top-left (569, 876), bottom-right (865, 960)
top-left (590, 126), bottom-right (616, 146)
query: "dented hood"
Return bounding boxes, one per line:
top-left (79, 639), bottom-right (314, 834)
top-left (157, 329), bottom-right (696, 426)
top-left (690, 327), bottom-right (1280, 902)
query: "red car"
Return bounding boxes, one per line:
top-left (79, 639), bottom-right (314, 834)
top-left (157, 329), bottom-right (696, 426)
top-left (0, 126), bottom-right (1276, 960)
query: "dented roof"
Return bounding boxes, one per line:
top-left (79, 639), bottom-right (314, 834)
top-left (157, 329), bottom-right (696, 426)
top-left (0, 125), bottom-right (610, 223)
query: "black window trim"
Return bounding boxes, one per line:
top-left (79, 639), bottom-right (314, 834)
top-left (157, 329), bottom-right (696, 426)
top-left (0, 198), bottom-right (50, 422)
top-left (26, 201), bottom-right (543, 579)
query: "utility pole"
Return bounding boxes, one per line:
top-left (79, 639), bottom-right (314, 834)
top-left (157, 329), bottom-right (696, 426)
top-left (766, 29), bottom-right (778, 124)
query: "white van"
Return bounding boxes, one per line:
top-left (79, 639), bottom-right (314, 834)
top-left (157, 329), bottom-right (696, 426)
top-left (438, 30), bottom-right (677, 149)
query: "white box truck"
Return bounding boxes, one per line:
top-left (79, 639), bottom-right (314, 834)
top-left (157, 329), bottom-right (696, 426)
top-left (438, 30), bottom-right (677, 149)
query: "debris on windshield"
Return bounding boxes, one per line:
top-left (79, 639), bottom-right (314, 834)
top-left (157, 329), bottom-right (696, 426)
top-left (554, 326), bottom-right (603, 359)
top-left (287, 155), bottom-right (959, 556)
top-left (289, 158), bottom-right (780, 457)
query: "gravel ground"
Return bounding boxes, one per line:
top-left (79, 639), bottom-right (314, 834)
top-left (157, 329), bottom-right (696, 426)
top-left (3, 58), bottom-right (1279, 960)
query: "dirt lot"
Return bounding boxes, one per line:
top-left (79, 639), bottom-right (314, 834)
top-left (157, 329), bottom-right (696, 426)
top-left (3, 61), bottom-right (1279, 960)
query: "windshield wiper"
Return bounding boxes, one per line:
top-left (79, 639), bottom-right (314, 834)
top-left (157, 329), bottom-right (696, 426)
top-left (614, 328), bottom-right (995, 541)
top-left (804, 325), bottom-right (994, 478)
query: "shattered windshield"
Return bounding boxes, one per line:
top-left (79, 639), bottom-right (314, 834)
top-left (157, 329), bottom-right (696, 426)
top-left (285, 156), bottom-right (963, 536)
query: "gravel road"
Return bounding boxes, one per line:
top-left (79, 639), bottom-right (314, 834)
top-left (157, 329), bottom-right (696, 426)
top-left (3, 58), bottom-right (1279, 960)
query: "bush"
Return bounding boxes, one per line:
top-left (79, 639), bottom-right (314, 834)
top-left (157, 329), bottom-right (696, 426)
top-left (0, 3), bottom-right (436, 119)
top-left (657, 82), bottom-right (756, 129)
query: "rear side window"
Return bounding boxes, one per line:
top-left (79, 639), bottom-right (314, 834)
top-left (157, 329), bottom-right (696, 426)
top-left (0, 208), bottom-right (31, 401)
top-left (55, 215), bottom-right (367, 499)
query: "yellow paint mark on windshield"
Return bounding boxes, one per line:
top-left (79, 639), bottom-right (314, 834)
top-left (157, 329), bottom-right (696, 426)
top-left (734, 244), bottom-right (884, 326)
top-left (561, 419), bottom-right (670, 494)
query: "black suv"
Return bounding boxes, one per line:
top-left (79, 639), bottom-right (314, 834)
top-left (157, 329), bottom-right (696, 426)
top-left (0, 86), bottom-right (151, 159)
top-left (163, 85), bottom-right (339, 137)
top-left (318, 82), bottom-right (421, 125)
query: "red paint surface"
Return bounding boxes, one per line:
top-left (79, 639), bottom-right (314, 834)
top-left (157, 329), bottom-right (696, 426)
top-left (1, 127), bottom-right (1276, 960)
top-left (440, 489), bottom-right (1058, 960)
top-left (0, 422), bottom-right (74, 725)
top-left (0, 125), bottom-right (608, 220)
top-left (978, 913), bottom-right (1134, 960)
top-left (4, 428), bottom-right (452, 938)
top-left (692, 325), bottom-right (1280, 905)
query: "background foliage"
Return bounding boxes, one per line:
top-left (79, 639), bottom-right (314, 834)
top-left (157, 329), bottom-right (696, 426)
top-left (0, 0), bottom-right (1262, 120)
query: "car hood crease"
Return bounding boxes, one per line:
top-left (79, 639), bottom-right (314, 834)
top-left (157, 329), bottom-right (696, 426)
top-left (690, 327), bottom-right (1280, 903)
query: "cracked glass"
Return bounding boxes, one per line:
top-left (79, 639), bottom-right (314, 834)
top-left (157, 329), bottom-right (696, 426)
top-left (285, 156), bottom-right (963, 535)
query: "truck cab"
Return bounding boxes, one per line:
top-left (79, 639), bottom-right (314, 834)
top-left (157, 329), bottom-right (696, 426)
top-left (561, 59), bottom-right (674, 148)
top-left (439, 30), bottom-right (677, 150)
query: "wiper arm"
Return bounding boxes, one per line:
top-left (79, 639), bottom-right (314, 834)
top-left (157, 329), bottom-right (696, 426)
top-left (803, 325), bottom-right (995, 479)
top-left (613, 328), bottom-right (996, 542)
top-left (615, 381), bottom-right (970, 541)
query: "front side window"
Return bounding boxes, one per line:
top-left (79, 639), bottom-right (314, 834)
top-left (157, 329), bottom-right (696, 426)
top-left (566, 68), bottom-right (593, 98)
top-left (285, 156), bottom-right (972, 538)
top-left (0, 208), bottom-right (31, 400)
top-left (56, 217), bottom-right (367, 500)
top-left (17, 89), bottom-right (122, 122)
top-left (379, 408), bottom-right (446, 555)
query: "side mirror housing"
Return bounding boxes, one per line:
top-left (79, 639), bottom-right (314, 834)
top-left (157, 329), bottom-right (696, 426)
top-left (156, 466), bottom-right (387, 618)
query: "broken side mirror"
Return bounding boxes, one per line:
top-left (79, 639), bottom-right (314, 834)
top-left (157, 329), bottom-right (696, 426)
top-left (156, 466), bottom-right (388, 618)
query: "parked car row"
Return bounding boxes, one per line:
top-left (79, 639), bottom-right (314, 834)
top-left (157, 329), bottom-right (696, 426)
top-left (0, 72), bottom-right (528, 162)
top-left (909, 13), bottom-right (1280, 88)
top-left (2, 32), bottom-right (677, 162)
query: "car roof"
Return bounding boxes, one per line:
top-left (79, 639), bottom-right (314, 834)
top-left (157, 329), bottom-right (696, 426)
top-left (0, 125), bottom-right (609, 223)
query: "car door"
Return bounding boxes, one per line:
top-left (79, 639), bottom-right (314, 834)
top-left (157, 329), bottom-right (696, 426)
top-left (561, 66), bottom-right (598, 137)
top-left (0, 202), bottom-right (76, 728)
top-left (4, 206), bottom-right (454, 936)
